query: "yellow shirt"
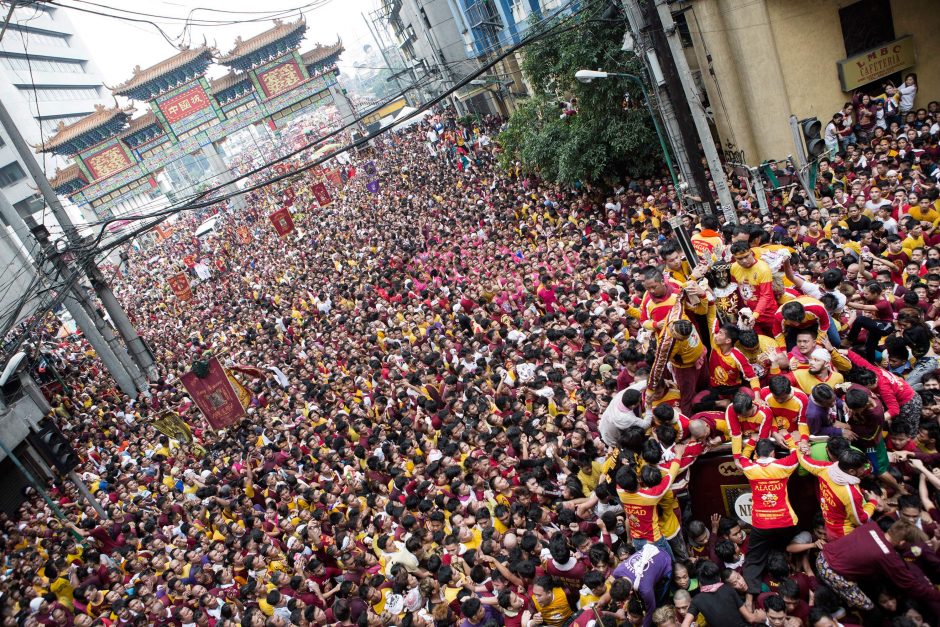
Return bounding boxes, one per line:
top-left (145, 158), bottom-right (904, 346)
top-left (730, 259), bottom-right (773, 316)
top-left (903, 234), bottom-right (926, 251)
top-left (533, 588), bottom-right (574, 626)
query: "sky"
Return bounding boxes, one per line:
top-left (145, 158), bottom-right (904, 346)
top-left (63, 0), bottom-right (384, 87)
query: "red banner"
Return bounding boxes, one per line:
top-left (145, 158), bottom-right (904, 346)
top-left (326, 169), bottom-right (342, 188)
top-left (158, 86), bottom-right (211, 124)
top-left (311, 182), bottom-right (332, 206)
top-left (237, 226), bottom-right (252, 245)
top-left (269, 208), bottom-right (295, 238)
top-left (214, 258), bottom-right (226, 273)
top-left (180, 356), bottom-right (247, 430)
top-left (168, 273), bottom-right (192, 301)
top-left (183, 254), bottom-right (196, 268)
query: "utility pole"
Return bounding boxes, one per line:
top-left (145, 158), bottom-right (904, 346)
top-left (650, 0), bottom-right (737, 222)
top-left (621, 0), bottom-right (710, 216)
top-left (788, 116), bottom-right (819, 209)
top-left (0, 99), bottom-right (158, 384)
top-left (363, 12), bottom-right (411, 104)
top-left (0, 193), bottom-right (140, 395)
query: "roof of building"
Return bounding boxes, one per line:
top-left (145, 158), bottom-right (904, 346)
top-left (112, 46), bottom-right (214, 96)
top-left (301, 39), bottom-right (344, 65)
top-left (209, 71), bottom-right (252, 95)
top-left (121, 111), bottom-right (162, 136)
top-left (39, 104), bottom-right (134, 152)
top-left (217, 18), bottom-right (306, 64)
top-left (49, 163), bottom-right (87, 189)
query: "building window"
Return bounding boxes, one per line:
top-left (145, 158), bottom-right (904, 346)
top-left (0, 55), bottom-right (85, 73)
top-left (0, 162), bottom-right (26, 188)
top-left (5, 26), bottom-right (70, 48)
top-left (839, 0), bottom-right (894, 57)
top-left (18, 86), bottom-right (101, 102)
top-left (674, 12), bottom-right (694, 49)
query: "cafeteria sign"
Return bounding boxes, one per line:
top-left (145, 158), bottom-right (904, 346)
top-left (837, 35), bottom-right (915, 91)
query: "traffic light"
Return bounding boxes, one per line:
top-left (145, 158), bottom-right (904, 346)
top-left (800, 117), bottom-right (825, 158)
top-left (34, 419), bottom-right (79, 473)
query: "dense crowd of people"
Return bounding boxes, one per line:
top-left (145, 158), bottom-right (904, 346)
top-left (2, 81), bottom-right (940, 627)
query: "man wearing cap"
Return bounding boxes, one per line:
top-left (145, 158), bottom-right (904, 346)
top-left (788, 347), bottom-right (845, 395)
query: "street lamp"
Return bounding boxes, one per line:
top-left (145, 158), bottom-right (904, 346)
top-left (575, 69), bottom-right (679, 191)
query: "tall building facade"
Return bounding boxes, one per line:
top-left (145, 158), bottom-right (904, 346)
top-left (375, 0), bottom-right (573, 115)
top-left (0, 2), bottom-right (108, 336)
top-left (0, 1), bottom-right (107, 222)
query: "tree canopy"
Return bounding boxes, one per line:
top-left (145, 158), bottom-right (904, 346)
top-left (497, 3), bottom-right (662, 185)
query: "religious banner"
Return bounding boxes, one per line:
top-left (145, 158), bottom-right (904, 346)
top-left (183, 254), bottom-right (197, 268)
top-left (84, 144), bottom-right (132, 180)
top-left (269, 207), bottom-right (295, 238)
top-left (326, 169), bottom-right (342, 188)
top-left (155, 225), bottom-right (174, 242)
top-left (284, 186), bottom-right (296, 204)
top-left (226, 370), bottom-right (252, 410)
top-left (363, 160), bottom-right (377, 178)
top-left (258, 60), bottom-right (304, 99)
top-left (214, 257), bottom-right (226, 273)
top-left (150, 411), bottom-right (193, 444)
top-left (366, 180), bottom-right (380, 194)
top-left (158, 85), bottom-right (211, 124)
top-left (180, 356), bottom-right (247, 430)
top-left (237, 226), bottom-right (252, 245)
top-left (168, 273), bottom-right (192, 301)
top-left (311, 182), bottom-right (332, 206)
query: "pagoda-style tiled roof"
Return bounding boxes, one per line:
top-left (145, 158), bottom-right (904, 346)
top-left (112, 46), bottom-right (214, 99)
top-left (217, 19), bottom-right (306, 69)
top-left (39, 104), bottom-right (134, 154)
top-left (210, 71), bottom-right (251, 94)
top-left (301, 39), bottom-right (344, 66)
top-left (49, 163), bottom-right (87, 192)
top-left (210, 71), bottom-right (255, 105)
top-left (120, 111), bottom-right (165, 148)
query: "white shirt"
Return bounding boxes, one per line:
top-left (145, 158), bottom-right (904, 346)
top-left (599, 382), bottom-right (651, 446)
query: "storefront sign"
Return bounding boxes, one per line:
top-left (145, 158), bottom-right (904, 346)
top-left (837, 36), bottom-right (915, 91)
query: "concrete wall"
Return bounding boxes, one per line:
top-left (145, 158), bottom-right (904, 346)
top-left (687, 0), bottom-right (940, 164)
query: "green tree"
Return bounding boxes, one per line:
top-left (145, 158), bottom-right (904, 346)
top-left (498, 3), bottom-right (661, 185)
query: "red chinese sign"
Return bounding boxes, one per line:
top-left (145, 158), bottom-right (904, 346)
top-left (84, 145), bottom-right (131, 180)
top-left (158, 86), bottom-right (211, 124)
top-left (269, 207), bottom-right (295, 238)
top-left (180, 356), bottom-right (247, 430)
top-left (168, 273), bottom-right (192, 301)
top-left (311, 182), bottom-right (332, 206)
top-left (258, 61), bottom-right (304, 99)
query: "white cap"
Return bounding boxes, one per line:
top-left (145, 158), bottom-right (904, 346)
top-left (810, 348), bottom-right (831, 363)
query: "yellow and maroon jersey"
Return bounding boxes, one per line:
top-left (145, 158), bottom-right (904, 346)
top-left (726, 405), bottom-right (771, 457)
top-left (799, 455), bottom-right (877, 539)
top-left (771, 295), bottom-right (831, 351)
top-left (758, 387), bottom-right (810, 441)
top-left (737, 448), bottom-right (800, 529)
top-left (617, 460), bottom-right (681, 542)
